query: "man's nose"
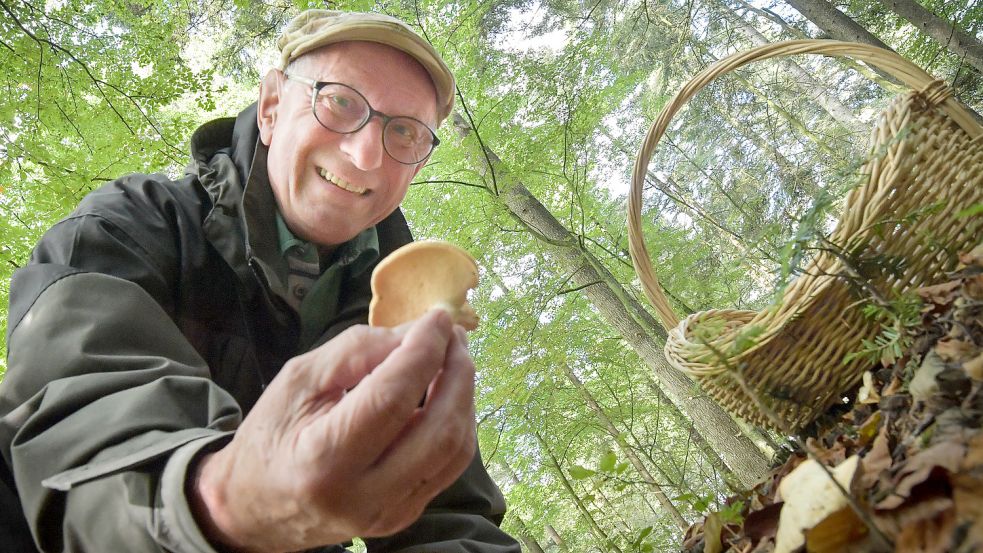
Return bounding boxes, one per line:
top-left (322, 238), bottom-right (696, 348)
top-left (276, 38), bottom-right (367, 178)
top-left (339, 117), bottom-right (385, 171)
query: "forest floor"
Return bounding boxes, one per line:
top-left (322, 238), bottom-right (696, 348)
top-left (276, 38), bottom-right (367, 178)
top-left (682, 245), bottom-right (983, 553)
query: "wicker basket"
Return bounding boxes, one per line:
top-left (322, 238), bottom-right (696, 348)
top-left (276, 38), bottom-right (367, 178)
top-left (627, 40), bottom-right (983, 431)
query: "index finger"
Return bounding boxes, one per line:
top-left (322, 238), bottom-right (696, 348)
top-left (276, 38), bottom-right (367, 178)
top-left (315, 309), bottom-right (455, 467)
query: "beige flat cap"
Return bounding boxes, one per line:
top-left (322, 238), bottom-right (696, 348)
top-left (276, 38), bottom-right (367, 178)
top-left (277, 9), bottom-right (455, 124)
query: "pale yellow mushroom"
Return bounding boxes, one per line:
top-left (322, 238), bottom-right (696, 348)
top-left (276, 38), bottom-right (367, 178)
top-left (368, 241), bottom-right (480, 330)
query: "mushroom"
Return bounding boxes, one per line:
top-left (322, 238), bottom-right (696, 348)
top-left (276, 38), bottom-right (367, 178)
top-left (369, 240), bottom-right (480, 330)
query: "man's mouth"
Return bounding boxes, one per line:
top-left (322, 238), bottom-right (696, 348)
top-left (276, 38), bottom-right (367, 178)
top-left (319, 168), bottom-right (369, 195)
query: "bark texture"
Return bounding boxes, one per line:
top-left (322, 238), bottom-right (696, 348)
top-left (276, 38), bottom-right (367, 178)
top-left (783, 0), bottom-right (892, 49)
top-left (878, 0), bottom-right (983, 74)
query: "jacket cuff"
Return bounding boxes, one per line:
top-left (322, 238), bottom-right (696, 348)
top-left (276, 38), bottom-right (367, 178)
top-left (158, 432), bottom-right (235, 553)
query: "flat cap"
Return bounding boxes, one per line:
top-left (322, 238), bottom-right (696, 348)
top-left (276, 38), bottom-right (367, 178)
top-left (278, 9), bottom-right (455, 124)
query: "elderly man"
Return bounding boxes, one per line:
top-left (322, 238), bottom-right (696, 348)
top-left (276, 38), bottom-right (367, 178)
top-left (0, 9), bottom-right (520, 553)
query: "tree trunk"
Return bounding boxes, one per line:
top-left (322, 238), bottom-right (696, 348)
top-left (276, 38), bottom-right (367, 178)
top-left (639, 373), bottom-right (745, 490)
top-left (499, 461), bottom-right (557, 553)
top-left (484, 265), bottom-right (710, 522)
top-left (712, 0), bottom-right (864, 134)
top-left (782, 0), bottom-right (892, 49)
top-left (453, 112), bottom-right (771, 488)
top-left (531, 420), bottom-right (625, 552)
top-left (730, 0), bottom-right (898, 84)
top-left (877, 0), bottom-right (983, 74)
top-left (560, 362), bottom-right (690, 530)
top-left (546, 524), bottom-right (570, 551)
top-left (511, 516), bottom-right (548, 553)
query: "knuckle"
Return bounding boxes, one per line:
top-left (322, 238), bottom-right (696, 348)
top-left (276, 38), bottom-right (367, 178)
top-left (433, 420), bottom-right (469, 453)
top-left (367, 383), bottom-right (412, 418)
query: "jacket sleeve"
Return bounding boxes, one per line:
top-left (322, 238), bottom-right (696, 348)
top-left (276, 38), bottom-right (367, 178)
top-left (0, 188), bottom-right (243, 553)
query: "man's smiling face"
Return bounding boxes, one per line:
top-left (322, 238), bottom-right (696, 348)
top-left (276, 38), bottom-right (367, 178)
top-left (258, 41), bottom-right (438, 246)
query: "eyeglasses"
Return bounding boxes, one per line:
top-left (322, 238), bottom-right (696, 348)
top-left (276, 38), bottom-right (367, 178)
top-left (285, 74), bottom-right (440, 165)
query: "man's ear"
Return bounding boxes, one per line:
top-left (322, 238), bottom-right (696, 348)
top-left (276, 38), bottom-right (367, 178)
top-left (257, 69), bottom-right (283, 146)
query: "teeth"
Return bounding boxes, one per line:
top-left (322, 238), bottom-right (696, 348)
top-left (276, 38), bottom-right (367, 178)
top-left (319, 168), bottom-right (368, 195)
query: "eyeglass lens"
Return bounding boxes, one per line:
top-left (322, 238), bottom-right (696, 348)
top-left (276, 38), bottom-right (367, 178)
top-left (313, 83), bottom-right (435, 164)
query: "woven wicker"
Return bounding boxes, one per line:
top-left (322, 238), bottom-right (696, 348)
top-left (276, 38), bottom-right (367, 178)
top-left (627, 40), bottom-right (983, 431)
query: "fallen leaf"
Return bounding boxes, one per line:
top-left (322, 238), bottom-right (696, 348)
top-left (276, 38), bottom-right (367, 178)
top-left (682, 519), bottom-right (705, 549)
top-left (881, 374), bottom-right (904, 397)
top-left (917, 280), bottom-right (962, 305)
top-left (958, 243), bottom-right (983, 268)
top-left (806, 437), bottom-right (848, 467)
top-left (743, 502), bottom-right (783, 545)
top-left (857, 371), bottom-right (880, 404)
top-left (857, 411), bottom-right (883, 447)
top-left (894, 504), bottom-right (956, 553)
top-left (935, 337), bottom-right (979, 363)
top-left (965, 274), bottom-right (983, 299)
top-left (909, 352), bottom-right (946, 403)
top-left (860, 425), bottom-right (892, 490)
top-left (876, 440), bottom-right (965, 510)
top-left (703, 512), bottom-right (723, 553)
top-left (964, 352), bottom-right (983, 381)
top-left (803, 506), bottom-right (868, 553)
top-left (774, 455), bottom-right (860, 553)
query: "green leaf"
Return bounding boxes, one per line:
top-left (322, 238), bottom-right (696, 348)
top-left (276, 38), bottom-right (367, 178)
top-left (569, 465), bottom-right (595, 480)
top-left (957, 204), bottom-right (983, 218)
top-left (718, 500), bottom-right (745, 525)
top-left (599, 450), bottom-right (617, 472)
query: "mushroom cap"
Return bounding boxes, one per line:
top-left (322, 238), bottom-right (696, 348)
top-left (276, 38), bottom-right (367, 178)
top-left (369, 240), bottom-right (480, 330)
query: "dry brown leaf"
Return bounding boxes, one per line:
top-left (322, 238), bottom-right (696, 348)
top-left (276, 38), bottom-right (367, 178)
top-left (860, 426), bottom-right (892, 490)
top-left (894, 504), bottom-right (956, 553)
top-left (958, 243), bottom-right (983, 268)
top-left (743, 502), bottom-right (783, 546)
top-left (876, 440), bottom-right (965, 510)
top-left (965, 274), bottom-right (983, 299)
top-left (917, 280), bottom-right (962, 305)
top-left (806, 437), bottom-right (848, 467)
top-left (682, 519), bottom-right (705, 549)
top-left (803, 506), bottom-right (868, 553)
top-left (964, 352), bottom-right (983, 381)
top-left (935, 337), bottom-right (980, 363)
top-left (881, 374), bottom-right (904, 397)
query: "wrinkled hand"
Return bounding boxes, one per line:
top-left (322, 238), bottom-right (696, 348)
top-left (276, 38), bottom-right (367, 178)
top-left (190, 309), bottom-right (477, 553)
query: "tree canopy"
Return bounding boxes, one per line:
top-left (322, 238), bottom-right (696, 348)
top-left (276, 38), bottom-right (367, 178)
top-left (2, 0), bottom-right (981, 549)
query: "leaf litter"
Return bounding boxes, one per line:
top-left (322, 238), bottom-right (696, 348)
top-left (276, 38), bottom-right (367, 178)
top-left (682, 244), bottom-right (983, 553)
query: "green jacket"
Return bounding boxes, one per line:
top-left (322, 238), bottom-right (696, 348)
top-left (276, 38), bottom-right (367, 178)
top-left (0, 105), bottom-right (519, 553)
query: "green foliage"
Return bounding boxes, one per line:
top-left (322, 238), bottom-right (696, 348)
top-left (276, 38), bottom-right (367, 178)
top-left (957, 203), bottom-right (983, 218)
top-left (844, 293), bottom-right (923, 366)
top-left (3, 0), bottom-right (981, 548)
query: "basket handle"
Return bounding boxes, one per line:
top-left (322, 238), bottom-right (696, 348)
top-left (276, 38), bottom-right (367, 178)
top-left (628, 39), bottom-right (982, 331)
